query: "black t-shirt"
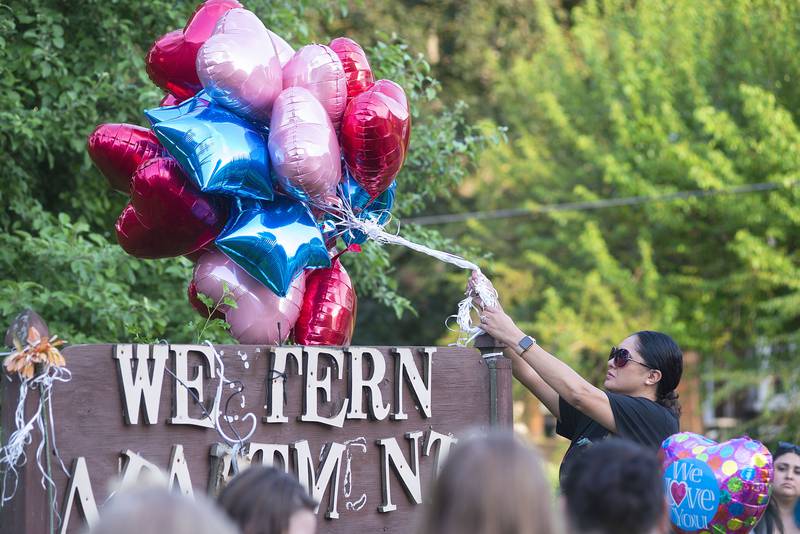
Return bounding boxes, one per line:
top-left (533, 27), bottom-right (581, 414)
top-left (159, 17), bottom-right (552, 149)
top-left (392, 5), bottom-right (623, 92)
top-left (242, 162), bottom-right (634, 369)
top-left (556, 392), bottom-right (679, 485)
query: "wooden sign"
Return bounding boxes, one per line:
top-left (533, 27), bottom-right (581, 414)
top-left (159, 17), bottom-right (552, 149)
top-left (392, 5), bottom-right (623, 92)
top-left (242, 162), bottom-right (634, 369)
top-left (0, 338), bottom-right (510, 533)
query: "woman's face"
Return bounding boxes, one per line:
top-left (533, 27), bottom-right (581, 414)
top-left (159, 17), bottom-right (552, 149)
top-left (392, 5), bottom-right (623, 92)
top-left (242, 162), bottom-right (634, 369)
top-left (286, 509), bottom-right (317, 534)
top-left (773, 452), bottom-right (800, 500)
top-left (604, 335), bottom-right (658, 395)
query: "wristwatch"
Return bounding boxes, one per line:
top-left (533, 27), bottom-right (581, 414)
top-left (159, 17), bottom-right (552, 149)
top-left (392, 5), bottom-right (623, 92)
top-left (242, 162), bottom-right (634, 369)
top-left (518, 335), bottom-right (536, 353)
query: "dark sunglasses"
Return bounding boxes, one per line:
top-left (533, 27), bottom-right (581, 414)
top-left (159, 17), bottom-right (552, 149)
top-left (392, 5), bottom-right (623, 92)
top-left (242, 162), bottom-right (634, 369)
top-left (777, 441), bottom-right (800, 456)
top-left (609, 346), bottom-right (654, 370)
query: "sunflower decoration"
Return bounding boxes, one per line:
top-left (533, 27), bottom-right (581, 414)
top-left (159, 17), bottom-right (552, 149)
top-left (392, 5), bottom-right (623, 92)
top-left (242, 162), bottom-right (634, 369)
top-left (4, 327), bottom-right (66, 379)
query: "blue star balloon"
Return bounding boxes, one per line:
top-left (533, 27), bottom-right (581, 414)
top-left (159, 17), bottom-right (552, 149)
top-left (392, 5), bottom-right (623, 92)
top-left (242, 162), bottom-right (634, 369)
top-left (336, 171), bottom-right (396, 245)
top-left (152, 104), bottom-right (274, 201)
top-left (216, 195), bottom-right (330, 296)
top-left (144, 91), bottom-right (210, 126)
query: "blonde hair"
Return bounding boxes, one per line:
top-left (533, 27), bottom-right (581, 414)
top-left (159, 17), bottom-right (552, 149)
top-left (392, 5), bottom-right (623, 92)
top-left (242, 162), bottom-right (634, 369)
top-left (417, 431), bottom-right (559, 534)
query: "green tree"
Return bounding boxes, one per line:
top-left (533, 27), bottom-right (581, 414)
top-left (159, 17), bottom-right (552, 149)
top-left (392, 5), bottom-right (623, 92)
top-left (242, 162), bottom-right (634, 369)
top-left (0, 0), bottom-right (495, 343)
top-left (456, 0), bottom-right (800, 439)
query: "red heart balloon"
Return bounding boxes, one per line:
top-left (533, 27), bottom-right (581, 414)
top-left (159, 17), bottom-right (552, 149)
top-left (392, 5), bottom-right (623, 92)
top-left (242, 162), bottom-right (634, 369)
top-left (329, 37), bottom-right (374, 105)
top-left (293, 259), bottom-right (357, 346)
top-left (340, 79), bottom-right (411, 199)
top-left (160, 93), bottom-right (182, 107)
top-left (145, 0), bottom-right (242, 100)
top-left (115, 158), bottom-right (226, 259)
top-left (87, 123), bottom-right (167, 193)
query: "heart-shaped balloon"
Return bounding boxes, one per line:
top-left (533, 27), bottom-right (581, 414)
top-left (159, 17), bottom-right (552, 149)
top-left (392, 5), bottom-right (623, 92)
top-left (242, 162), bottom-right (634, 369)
top-left (115, 158), bottom-right (226, 258)
top-left (661, 432), bottom-right (773, 534)
top-left (87, 123), bottom-right (168, 193)
top-left (282, 44), bottom-right (347, 131)
top-left (293, 259), bottom-right (356, 346)
top-left (197, 8), bottom-right (283, 122)
top-left (341, 79), bottom-right (411, 199)
top-left (329, 37), bottom-right (374, 105)
top-left (146, 0), bottom-right (242, 100)
top-left (192, 250), bottom-right (305, 344)
top-left (211, 7), bottom-right (294, 67)
top-left (160, 93), bottom-right (182, 107)
top-left (268, 87), bottom-right (341, 204)
top-left (152, 104), bottom-right (273, 200)
top-left (215, 195), bottom-right (330, 297)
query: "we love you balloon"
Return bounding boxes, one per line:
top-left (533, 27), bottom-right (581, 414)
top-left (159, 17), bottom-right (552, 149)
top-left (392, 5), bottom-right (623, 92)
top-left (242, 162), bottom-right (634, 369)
top-left (89, 0), bottom-right (416, 344)
top-left (662, 432), bottom-right (772, 534)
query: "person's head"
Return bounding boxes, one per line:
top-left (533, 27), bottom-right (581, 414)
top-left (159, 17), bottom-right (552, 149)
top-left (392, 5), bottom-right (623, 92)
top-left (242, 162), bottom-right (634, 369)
top-left (417, 430), bottom-right (557, 534)
top-left (86, 487), bottom-right (238, 534)
top-left (218, 466), bottom-right (317, 534)
top-left (604, 331), bottom-right (683, 416)
top-left (773, 442), bottom-right (800, 504)
top-left (561, 439), bottom-right (667, 534)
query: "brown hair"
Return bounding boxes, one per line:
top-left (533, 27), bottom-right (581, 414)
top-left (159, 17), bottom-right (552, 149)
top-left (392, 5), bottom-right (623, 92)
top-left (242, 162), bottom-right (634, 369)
top-left (218, 466), bottom-right (317, 534)
top-left (416, 431), bottom-right (558, 534)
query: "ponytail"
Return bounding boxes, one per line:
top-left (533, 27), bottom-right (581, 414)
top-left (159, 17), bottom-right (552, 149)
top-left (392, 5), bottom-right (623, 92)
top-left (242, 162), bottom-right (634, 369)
top-left (635, 331), bottom-right (683, 419)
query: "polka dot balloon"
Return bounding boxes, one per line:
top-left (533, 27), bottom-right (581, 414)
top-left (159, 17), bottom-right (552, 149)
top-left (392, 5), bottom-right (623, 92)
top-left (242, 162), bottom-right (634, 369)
top-left (662, 432), bottom-right (773, 534)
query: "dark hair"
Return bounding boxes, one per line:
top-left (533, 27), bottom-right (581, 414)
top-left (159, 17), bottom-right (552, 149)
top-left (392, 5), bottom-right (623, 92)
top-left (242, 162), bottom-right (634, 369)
top-left (417, 431), bottom-right (557, 534)
top-left (775, 441), bottom-right (800, 460)
top-left (218, 466), bottom-right (316, 534)
top-left (635, 330), bottom-right (683, 417)
top-left (562, 439), bottom-right (665, 534)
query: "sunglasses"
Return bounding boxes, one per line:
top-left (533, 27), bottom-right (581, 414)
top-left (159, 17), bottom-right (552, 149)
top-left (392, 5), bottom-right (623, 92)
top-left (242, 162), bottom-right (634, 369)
top-left (777, 441), bottom-right (800, 456)
top-left (609, 346), bottom-right (654, 370)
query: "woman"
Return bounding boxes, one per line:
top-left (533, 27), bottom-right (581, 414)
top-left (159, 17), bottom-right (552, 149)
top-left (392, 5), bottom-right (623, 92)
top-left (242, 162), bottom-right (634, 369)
top-left (755, 442), bottom-right (800, 534)
top-left (479, 298), bottom-right (682, 483)
top-left (416, 431), bottom-right (560, 534)
top-left (218, 466), bottom-right (317, 534)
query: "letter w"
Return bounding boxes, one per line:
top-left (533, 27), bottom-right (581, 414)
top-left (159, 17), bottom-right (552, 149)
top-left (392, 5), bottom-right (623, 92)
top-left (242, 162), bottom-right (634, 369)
top-left (114, 344), bottom-right (168, 425)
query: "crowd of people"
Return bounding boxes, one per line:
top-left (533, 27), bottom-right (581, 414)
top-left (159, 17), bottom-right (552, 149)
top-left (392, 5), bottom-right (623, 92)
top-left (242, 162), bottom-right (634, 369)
top-left (83, 431), bottom-right (800, 534)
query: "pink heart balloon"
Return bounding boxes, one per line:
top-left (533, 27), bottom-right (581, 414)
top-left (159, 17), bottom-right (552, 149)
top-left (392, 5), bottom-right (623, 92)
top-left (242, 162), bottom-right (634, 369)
top-left (661, 432), bottom-right (773, 534)
top-left (212, 8), bottom-right (294, 67)
top-left (197, 8), bottom-right (283, 122)
top-left (192, 250), bottom-right (305, 344)
top-left (268, 86), bottom-right (341, 204)
top-left (282, 44), bottom-right (347, 131)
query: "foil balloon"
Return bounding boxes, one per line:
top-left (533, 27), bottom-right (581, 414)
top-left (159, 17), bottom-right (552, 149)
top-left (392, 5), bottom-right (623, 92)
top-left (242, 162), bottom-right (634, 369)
top-left (187, 279), bottom-right (224, 319)
top-left (197, 8), bottom-right (283, 122)
top-left (192, 250), bottom-right (305, 344)
top-left (145, 92), bottom-right (210, 125)
top-left (152, 104), bottom-right (273, 200)
top-left (115, 158), bottom-right (226, 258)
top-left (87, 123), bottom-right (167, 193)
top-left (341, 79), bottom-right (411, 198)
top-left (146, 0), bottom-right (242, 100)
top-left (268, 30), bottom-right (294, 68)
top-left (293, 259), bottom-right (356, 346)
top-left (282, 44), bottom-right (347, 131)
top-left (160, 94), bottom-right (182, 107)
top-left (210, 7), bottom-right (293, 67)
top-left (268, 87), bottom-right (341, 204)
top-left (329, 37), bottom-right (374, 104)
top-left (662, 432), bottom-right (773, 534)
top-left (215, 195), bottom-right (330, 297)
top-left (338, 171), bottom-right (396, 245)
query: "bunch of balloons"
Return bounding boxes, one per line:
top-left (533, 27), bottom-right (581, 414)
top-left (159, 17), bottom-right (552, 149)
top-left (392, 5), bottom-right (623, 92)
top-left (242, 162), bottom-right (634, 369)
top-left (87, 0), bottom-right (411, 346)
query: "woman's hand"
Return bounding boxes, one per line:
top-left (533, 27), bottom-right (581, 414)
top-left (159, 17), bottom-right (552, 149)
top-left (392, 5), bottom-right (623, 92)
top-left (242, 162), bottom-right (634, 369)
top-left (479, 302), bottom-right (526, 347)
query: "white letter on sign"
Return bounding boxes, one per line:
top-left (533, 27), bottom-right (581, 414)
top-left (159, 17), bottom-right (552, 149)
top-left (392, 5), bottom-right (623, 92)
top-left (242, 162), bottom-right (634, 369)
top-left (170, 344), bottom-right (217, 428)
top-left (376, 431), bottom-right (423, 512)
top-left (113, 344), bottom-right (168, 425)
top-left (60, 457), bottom-right (99, 534)
top-left (300, 347), bottom-right (348, 428)
top-left (292, 440), bottom-right (346, 519)
top-left (265, 347), bottom-right (303, 423)
top-left (391, 348), bottom-right (434, 420)
top-left (347, 347), bottom-right (390, 421)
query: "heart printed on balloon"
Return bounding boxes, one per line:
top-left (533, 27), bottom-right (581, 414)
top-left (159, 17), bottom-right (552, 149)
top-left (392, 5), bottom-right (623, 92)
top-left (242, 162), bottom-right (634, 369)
top-left (87, 123), bottom-right (168, 193)
top-left (329, 37), bottom-right (374, 105)
top-left (282, 44), bottom-right (347, 131)
top-left (115, 157), bottom-right (226, 258)
top-left (146, 0), bottom-right (242, 100)
top-left (197, 8), bottom-right (283, 122)
top-left (192, 250), bottom-right (305, 344)
top-left (293, 259), bottom-right (357, 346)
top-left (341, 79), bottom-right (411, 199)
top-left (661, 432), bottom-right (773, 534)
